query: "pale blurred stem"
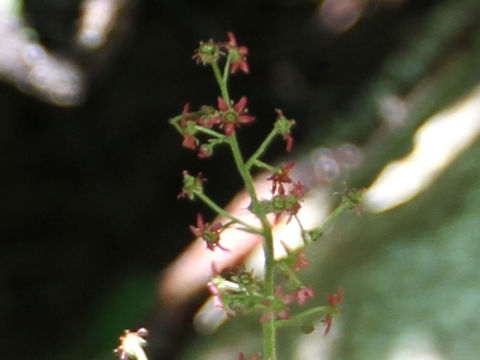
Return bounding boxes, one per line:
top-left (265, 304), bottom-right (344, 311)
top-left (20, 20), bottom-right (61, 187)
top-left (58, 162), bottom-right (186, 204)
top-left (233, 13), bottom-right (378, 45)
top-left (194, 191), bottom-right (261, 234)
top-left (274, 306), bottom-right (329, 329)
top-left (246, 128), bottom-right (279, 171)
top-left (307, 201), bottom-right (348, 242)
top-left (229, 133), bottom-right (277, 360)
top-left (277, 262), bottom-right (303, 287)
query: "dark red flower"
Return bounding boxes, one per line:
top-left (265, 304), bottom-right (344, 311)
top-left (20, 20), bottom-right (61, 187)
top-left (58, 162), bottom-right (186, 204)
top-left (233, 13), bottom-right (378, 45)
top-left (215, 96), bottom-right (255, 136)
top-left (182, 134), bottom-right (197, 150)
top-left (178, 103), bottom-right (200, 150)
top-left (225, 32), bottom-right (250, 74)
top-left (267, 162), bottom-right (295, 195)
top-left (268, 180), bottom-right (304, 224)
top-left (283, 133), bottom-right (294, 152)
top-left (323, 286), bottom-right (344, 336)
top-left (327, 286), bottom-right (344, 306)
top-left (289, 181), bottom-right (304, 198)
top-left (323, 315), bottom-right (333, 336)
top-left (189, 213), bottom-right (228, 251)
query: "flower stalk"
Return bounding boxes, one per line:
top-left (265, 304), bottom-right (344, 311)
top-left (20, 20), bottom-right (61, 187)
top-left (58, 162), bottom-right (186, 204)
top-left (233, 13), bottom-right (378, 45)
top-left (112, 32), bottom-right (358, 360)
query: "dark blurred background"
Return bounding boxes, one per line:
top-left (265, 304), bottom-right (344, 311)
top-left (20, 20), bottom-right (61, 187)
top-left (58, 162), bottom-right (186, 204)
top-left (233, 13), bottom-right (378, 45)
top-left (1, 0), bottom-right (480, 359)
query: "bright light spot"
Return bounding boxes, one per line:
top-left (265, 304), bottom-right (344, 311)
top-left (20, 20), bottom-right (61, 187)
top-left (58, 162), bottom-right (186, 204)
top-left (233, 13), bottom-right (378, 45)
top-left (387, 331), bottom-right (445, 360)
top-left (364, 85), bottom-right (480, 212)
top-left (379, 95), bottom-right (409, 127)
top-left (76, 0), bottom-right (125, 50)
top-left (0, 0), bottom-right (84, 105)
top-left (193, 296), bottom-right (228, 335)
top-left (319, 0), bottom-right (365, 33)
top-left (294, 318), bottom-right (338, 360)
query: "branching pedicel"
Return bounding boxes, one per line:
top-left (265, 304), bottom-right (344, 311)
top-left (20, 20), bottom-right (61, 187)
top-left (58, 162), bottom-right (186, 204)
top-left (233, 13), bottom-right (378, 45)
top-left (115, 32), bottom-right (363, 360)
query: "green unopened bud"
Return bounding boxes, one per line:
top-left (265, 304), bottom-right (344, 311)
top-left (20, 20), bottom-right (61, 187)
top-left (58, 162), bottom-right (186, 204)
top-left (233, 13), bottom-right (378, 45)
top-left (274, 109), bottom-right (295, 135)
top-left (272, 195), bottom-right (286, 211)
top-left (179, 171), bottom-right (205, 200)
top-left (193, 40), bottom-right (223, 65)
top-left (341, 188), bottom-right (365, 210)
top-left (284, 194), bottom-right (299, 210)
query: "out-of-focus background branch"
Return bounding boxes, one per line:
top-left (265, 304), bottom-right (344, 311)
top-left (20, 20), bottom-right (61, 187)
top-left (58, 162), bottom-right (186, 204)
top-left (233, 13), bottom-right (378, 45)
top-left (1, 0), bottom-right (480, 359)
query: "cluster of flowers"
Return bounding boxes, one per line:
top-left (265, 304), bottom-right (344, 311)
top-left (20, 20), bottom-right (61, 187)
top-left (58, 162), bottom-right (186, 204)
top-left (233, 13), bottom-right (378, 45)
top-left (207, 246), bottom-right (343, 336)
top-left (113, 32), bottom-right (346, 360)
top-left (264, 162), bottom-right (304, 223)
top-left (170, 34), bottom-right (295, 159)
top-left (179, 155), bottom-right (343, 335)
top-left (206, 247), bottom-right (315, 322)
top-left (180, 161), bottom-right (304, 252)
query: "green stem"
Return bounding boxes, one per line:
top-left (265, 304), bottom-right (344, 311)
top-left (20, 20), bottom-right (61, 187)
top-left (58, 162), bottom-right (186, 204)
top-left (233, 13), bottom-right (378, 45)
top-left (194, 191), bottom-right (261, 233)
top-left (228, 133), bottom-right (277, 360)
top-left (307, 202), bottom-right (348, 242)
top-left (210, 59), bottom-right (278, 358)
top-left (250, 159), bottom-right (277, 173)
top-left (246, 129), bottom-right (278, 170)
top-left (195, 126), bottom-right (225, 139)
top-left (275, 306), bottom-right (329, 329)
top-left (169, 115), bottom-right (183, 133)
top-left (211, 62), bottom-right (230, 104)
top-left (223, 52), bottom-right (233, 89)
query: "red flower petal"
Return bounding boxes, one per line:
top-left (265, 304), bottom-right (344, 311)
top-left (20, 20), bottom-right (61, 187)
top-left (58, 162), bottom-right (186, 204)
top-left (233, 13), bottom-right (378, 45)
top-left (217, 96), bottom-right (229, 111)
top-left (234, 96), bottom-right (248, 112)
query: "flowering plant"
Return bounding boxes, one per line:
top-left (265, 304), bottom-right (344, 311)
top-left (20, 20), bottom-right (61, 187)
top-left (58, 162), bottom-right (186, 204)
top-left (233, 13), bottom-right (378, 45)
top-left (115, 32), bottom-right (363, 360)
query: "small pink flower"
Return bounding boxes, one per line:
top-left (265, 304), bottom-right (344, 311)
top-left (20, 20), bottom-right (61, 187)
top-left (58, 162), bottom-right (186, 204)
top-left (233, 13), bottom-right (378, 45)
top-left (267, 162), bottom-right (295, 195)
top-left (225, 32), bottom-right (250, 74)
top-left (292, 251), bottom-right (310, 272)
top-left (215, 96), bottom-right (255, 136)
top-left (189, 213), bottom-right (228, 251)
top-left (295, 285), bottom-right (315, 305)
